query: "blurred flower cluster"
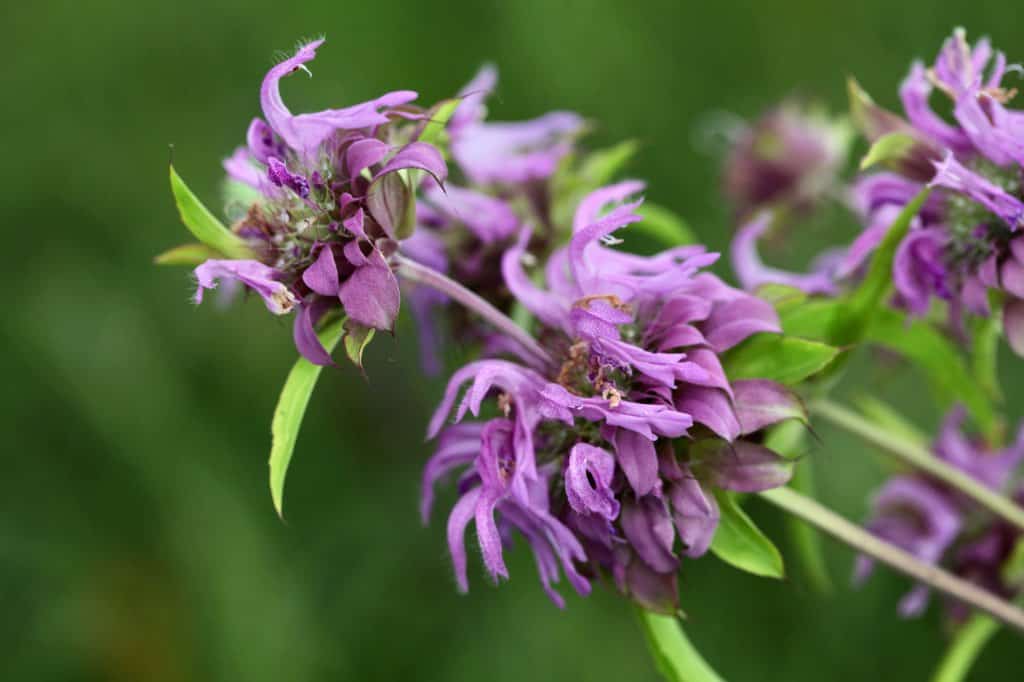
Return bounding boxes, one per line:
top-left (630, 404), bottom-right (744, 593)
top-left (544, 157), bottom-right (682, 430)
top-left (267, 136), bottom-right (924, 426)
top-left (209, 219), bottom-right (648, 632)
top-left (857, 406), bottom-right (1024, 620)
top-left (730, 29), bottom-right (1024, 356)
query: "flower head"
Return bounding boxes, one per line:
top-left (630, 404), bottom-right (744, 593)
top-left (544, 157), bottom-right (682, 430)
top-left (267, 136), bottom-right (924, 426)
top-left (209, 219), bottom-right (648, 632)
top-left (184, 39), bottom-right (448, 365)
top-left (401, 64), bottom-right (591, 374)
top-left (423, 184), bottom-right (800, 611)
top-left (841, 29), bottom-right (1024, 350)
top-left (722, 99), bottom-right (851, 217)
top-left (858, 405), bottom-right (1024, 619)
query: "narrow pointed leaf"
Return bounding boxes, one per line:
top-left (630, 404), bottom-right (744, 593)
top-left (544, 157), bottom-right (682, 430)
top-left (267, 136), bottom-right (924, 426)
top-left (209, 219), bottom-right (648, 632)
top-left (860, 132), bottom-right (917, 170)
top-left (828, 188), bottom-right (931, 345)
top-left (635, 202), bottom-right (697, 247)
top-left (732, 379), bottom-right (808, 434)
top-left (710, 490), bottom-right (785, 579)
top-left (270, 317), bottom-right (345, 517)
top-left (417, 98), bottom-right (460, 149)
top-left (169, 164), bottom-right (254, 259)
top-left (343, 319), bottom-right (375, 369)
top-left (931, 614), bottom-right (1000, 682)
top-left (722, 334), bottom-right (840, 385)
top-left (154, 242), bottom-right (221, 266)
top-left (366, 171), bottom-right (417, 240)
top-left (637, 608), bottom-right (727, 682)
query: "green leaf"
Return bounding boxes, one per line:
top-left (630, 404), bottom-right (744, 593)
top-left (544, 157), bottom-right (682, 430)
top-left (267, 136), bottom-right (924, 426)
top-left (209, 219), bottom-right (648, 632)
top-left (578, 139), bottom-right (638, 185)
top-left (864, 307), bottom-right (997, 438)
top-left (636, 609), bottom-right (727, 682)
top-left (859, 131), bottom-right (918, 171)
top-left (169, 164), bottom-right (254, 259)
top-left (828, 188), bottom-right (931, 346)
top-left (930, 613), bottom-right (1000, 682)
top-left (550, 140), bottom-right (637, 230)
top-left (722, 333), bottom-right (840, 385)
top-left (417, 99), bottom-right (460, 150)
top-left (153, 242), bottom-right (220, 266)
top-left (710, 490), bottom-right (785, 579)
top-left (366, 171), bottom-right (417, 240)
top-left (269, 317), bottom-right (346, 517)
top-left (343, 320), bottom-right (375, 369)
top-left (633, 202), bottom-right (697, 247)
top-left (847, 77), bottom-right (913, 142)
top-left (779, 299), bottom-right (841, 341)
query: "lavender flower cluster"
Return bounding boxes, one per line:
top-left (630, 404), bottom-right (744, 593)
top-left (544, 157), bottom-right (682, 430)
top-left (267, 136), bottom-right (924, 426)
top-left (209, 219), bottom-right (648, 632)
top-left (163, 30), bottom-right (1024, 660)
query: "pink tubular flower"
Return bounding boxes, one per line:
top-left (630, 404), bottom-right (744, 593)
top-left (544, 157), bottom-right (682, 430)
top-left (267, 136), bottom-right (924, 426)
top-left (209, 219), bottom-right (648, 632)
top-left (181, 38), bottom-right (449, 366)
top-left (423, 184), bottom-right (801, 612)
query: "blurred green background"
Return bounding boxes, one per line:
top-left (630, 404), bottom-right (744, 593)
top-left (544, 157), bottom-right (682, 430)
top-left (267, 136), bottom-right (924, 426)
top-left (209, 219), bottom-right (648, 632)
top-left (4, 1), bottom-right (1023, 679)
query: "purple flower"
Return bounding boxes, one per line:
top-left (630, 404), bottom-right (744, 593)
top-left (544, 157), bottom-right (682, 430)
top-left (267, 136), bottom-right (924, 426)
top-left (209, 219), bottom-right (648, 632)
top-left (842, 29), bottom-right (1024, 351)
top-left (859, 405), bottom-right (1024, 618)
top-left (730, 212), bottom-right (839, 295)
top-left (193, 259), bottom-right (298, 314)
top-left (449, 65), bottom-right (584, 185)
top-left (722, 99), bottom-right (850, 216)
top-left (186, 38), bottom-right (449, 366)
top-left (423, 184), bottom-right (795, 611)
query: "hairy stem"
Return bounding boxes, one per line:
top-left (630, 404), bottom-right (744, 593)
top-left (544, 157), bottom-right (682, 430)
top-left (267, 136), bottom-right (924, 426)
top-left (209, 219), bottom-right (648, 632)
top-left (759, 487), bottom-right (1024, 634)
top-left (811, 398), bottom-right (1024, 533)
top-left (392, 253), bottom-right (554, 369)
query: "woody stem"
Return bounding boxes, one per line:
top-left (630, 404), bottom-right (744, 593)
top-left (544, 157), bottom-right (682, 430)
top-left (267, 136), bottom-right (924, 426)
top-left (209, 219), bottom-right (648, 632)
top-left (392, 253), bottom-right (555, 369)
top-left (759, 486), bottom-right (1024, 634)
top-left (811, 398), bottom-right (1024, 533)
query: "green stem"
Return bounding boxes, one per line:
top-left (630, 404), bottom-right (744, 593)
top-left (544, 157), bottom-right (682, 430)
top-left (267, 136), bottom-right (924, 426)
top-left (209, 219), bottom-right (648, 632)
top-left (811, 398), bottom-right (1024, 533)
top-left (759, 487), bottom-right (1024, 634)
top-left (636, 608), bottom-right (725, 682)
top-left (392, 253), bottom-right (554, 369)
top-left (931, 613), bottom-right (1000, 682)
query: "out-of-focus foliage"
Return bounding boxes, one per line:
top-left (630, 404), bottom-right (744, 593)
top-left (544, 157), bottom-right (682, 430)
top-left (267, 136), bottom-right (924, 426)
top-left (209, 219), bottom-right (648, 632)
top-left (3, 1), bottom-right (1023, 680)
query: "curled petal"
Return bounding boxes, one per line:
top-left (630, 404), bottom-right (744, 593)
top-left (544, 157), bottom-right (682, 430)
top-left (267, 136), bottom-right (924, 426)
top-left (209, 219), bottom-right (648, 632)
top-left (502, 227), bottom-right (570, 331)
top-left (699, 440), bottom-right (794, 492)
top-left (730, 213), bottom-right (837, 296)
top-left (565, 443), bottom-right (620, 520)
top-left (223, 147), bottom-right (263, 189)
top-left (929, 151), bottom-right (1024, 230)
top-left (449, 63), bottom-right (498, 133)
top-left (732, 379), bottom-right (807, 435)
top-left (668, 475), bottom-right (719, 558)
top-left (344, 138), bottom-right (391, 179)
top-left (620, 495), bottom-right (679, 573)
top-left (193, 259), bottom-right (297, 314)
top-left (292, 298), bottom-right (336, 366)
top-left (301, 244), bottom-right (340, 296)
top-left (452, 111), bottom-right (584, 185)
top-left (446, 487), bottom-right (482, 593)
top-left (899, 61), bottom-right (972, 153)
top-left (375, 141), bottom-right (448, 187)
top-left (338, 251), bottom-right (400, 331)
top-left (612, 428), bottom-right (659, 497)
top-left (425, 183), bottom-right (518, 243)
top-left (892, 227), bottom-right (950, 315)
top-left (420, 423), bottom-right (483, 523)
top-left (260, 39), bottom-right (417, 155)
